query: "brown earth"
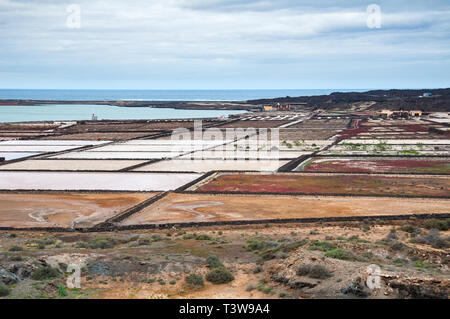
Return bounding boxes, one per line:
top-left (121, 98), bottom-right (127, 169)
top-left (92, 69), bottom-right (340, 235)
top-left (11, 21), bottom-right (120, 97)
top-left (119, 193), bottom-right (450, 225)
top-left (0, 192), bottom-right (158, 228)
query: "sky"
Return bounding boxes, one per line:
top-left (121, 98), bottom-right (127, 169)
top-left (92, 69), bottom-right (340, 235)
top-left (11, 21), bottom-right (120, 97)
top-left (0, 0), bottom-right (449, 90)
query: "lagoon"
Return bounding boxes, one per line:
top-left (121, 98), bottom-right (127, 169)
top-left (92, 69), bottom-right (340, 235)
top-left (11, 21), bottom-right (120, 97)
top-left (0, 104), bottom-right (247, 123)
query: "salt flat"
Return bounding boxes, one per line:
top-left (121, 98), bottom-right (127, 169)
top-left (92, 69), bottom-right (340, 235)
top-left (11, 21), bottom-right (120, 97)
top-left (50, 151), bottom-right (185, 160)
top-left (0, 171), bottom-right (201, 191)
top-left (133, 159), bottom-right (288, 172)
top-left (0, 159), bottom-right (146, 171)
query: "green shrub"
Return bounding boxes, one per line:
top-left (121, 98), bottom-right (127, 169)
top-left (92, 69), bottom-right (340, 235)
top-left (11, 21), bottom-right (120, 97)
top-left (297, 264), bottom-right (332, 279)
top-left (413, 229), bottom-right (449, 249)
top-left (185, 274), bottom-right (204, 287)
top-left (137, 238), bottom-right (151, 246)
top-left (57, 284), bottom-right (67, 297)
top-left (206, 255), bottom-right (223, 268)
top-left (325, 249), bottom-right (356, 261)
top-left (32, 238), bottom-right (56, 246)
top-left (75, 237), bottom-right (117, 249)
top-left (309, 241), bottom-right (336, 252)
top-left (390, 241), bottom-right (407, 251)
top-left (424, 219), bottom-right (449, 231)
top-left (414, 260), bottom-right (434, 269)
top-left (401, 224), bottom-right (416, 233)
top-left (0, 283), bottom-right (10, 297)
top-left (247, 240), bottom-right (306, 260)
top-left (195, 234), bottom-right (212, 241)
top-left (169, 280), bottom-right (176, 285)
top-left (9, 245), bottom-right (23, 252)
top-left (206, 267), bottom-right (234, 284)
top-left (31, 266), bottom-right (62, 281)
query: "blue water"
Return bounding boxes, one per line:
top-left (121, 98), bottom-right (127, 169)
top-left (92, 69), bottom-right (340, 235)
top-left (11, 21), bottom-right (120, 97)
top-left (0, 89), bottom-right (366, 101)
top-left (0, 104), bottom-right (248, 123)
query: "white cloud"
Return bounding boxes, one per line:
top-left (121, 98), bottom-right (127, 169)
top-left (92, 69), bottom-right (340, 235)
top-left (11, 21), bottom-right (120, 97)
top-left (0, 0), bottom-right (449, 88)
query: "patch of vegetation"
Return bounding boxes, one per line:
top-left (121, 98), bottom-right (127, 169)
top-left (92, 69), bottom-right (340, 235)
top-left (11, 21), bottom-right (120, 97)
top-left (400, 223), bottom-right (417, 234)
top-left (137, 238), bottom-right (151, 246)
top-left (57, 284), bottom-right (67, 297)
top-left (411, 229), bottom-right (449, 249)
top-left (414, 260), bottom-right (434, 270)
top-left (0, 283), bottom-right (10, 297)
top-left (30, 238), bottom-right (56, 247)
top-left (390, 241), bottom-right (407, 251)
top-left (31, 266), bottom-right (62, 281)
top-left (347, 236), bottom-right (369, 243)
top-left (169, 280), bottom-right (176, 285)
top-left (206, 255), bottom-right (223, 268)
top-left (75, 237), bottom-right (117, 249)
top-left (309, 241), bottom-right (336, 252)
top-left (246, 239), bottom-right (306, 260)
top-left (206, 267), bottom-right (234, 284)
top-left (424, 219), bottom-right (449, 231)
top-left (185, 274), bottom-right (204, 287)
top-left (325, 249), bottom-right (357, 261)
top-left (297, 264), bottom-right (332, 279)
top-left (8, 245), bottom-right (23, 252)
top-left (393, 258), bottom-right (409, 267)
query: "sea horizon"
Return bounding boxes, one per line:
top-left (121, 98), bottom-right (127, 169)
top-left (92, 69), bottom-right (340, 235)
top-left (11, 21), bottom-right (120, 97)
top-left (0, 88), bottom-right (374, 102)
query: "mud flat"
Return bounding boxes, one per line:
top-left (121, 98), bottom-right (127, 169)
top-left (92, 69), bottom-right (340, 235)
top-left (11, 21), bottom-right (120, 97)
top-left (297, 157), bottom-right (450, 174)
top-left (0, 159), bottom-right (147, 171)
top-left (119, 193), bottom-right (450, 225)
top-left (0, 192), bottom-right (158, 228)
top-left (133, 159), bottom-right (288, 173)
top-left (0, 171), bottom-right (201, 191)
top-left (194, 173), bottom-right (450, 197)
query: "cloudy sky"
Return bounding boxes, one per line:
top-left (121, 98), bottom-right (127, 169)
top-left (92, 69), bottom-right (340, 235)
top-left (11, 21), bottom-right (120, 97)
top-left (0, 0), bottom-right (449, 89)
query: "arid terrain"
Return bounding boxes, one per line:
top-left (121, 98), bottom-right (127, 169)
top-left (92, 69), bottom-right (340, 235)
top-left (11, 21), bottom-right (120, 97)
top-left (0, 110), bottom-right (448, 299)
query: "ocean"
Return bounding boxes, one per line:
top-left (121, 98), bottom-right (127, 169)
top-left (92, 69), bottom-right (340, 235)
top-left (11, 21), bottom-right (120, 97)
top-left (0, 89), bottom-right (365, 101)
top-left (0, 89), bottom-right (366, 123)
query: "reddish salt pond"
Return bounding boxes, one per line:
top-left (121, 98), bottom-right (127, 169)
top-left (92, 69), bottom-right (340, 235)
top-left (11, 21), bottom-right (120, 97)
top-left (195, 173), bottom-right (450, 197)
top-left (301, 157), bottom-right (450, 174)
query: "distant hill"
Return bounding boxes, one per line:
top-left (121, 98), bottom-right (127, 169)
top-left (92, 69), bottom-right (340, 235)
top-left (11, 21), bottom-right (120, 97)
top-left (247, 88), bottom-right (450, 112)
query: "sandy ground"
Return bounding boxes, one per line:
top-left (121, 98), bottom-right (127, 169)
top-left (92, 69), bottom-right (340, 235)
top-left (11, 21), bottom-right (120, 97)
top-left (0, 172), bottom-right (201, 191)
top-left (0, 192), bottom-right (158, 228)
top-left (133, 159), bottom-right (288, 173)
top-left (0, 159), bottom-right (147, 171)
top-left (119, 193), bottom-right (450, 225)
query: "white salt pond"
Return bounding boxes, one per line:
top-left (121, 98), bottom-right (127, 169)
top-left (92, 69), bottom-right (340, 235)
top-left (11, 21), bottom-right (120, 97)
top-left (133, 159), bottom-right (289, 173)
top-left (0, 152), bottom-right (39, 161)
top-left (0, 172), bottom-right (201, 191)
top-left (50, 151), bottom-right (185, 160)
top-left (0, 159), bottom-right (147, 171)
